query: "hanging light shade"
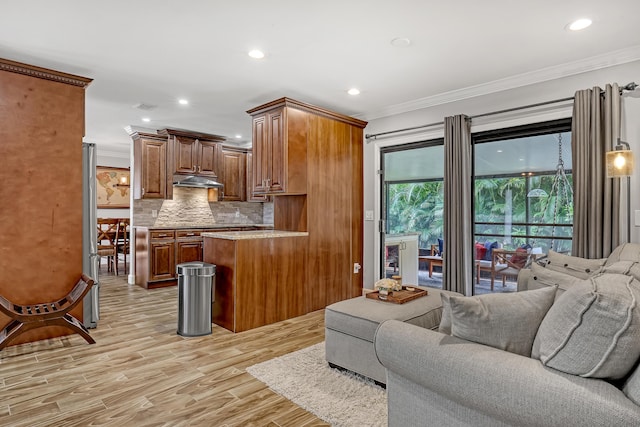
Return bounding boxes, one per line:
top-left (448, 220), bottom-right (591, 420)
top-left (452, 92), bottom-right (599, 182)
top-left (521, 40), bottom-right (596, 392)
top-left (527, 188), bottom-right (548, 198)
top-left (606, 140), bottom-right (634, 177)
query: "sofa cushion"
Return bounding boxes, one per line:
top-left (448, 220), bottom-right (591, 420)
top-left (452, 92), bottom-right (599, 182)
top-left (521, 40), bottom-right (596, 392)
top-left (601, 260), bottom-right (640, 281)
top-left (606, 243), bottom-right (640, 265)
top-left (439, 286), bottom-right (557, 356)
top-left (623, 363), bottom-right (640, 406)
top-left (528, 262), bottom-right (583, 300)
top-left (540, 250), bottom-right (606, 279)
top-left (533, 273), bottom-right (640, 379)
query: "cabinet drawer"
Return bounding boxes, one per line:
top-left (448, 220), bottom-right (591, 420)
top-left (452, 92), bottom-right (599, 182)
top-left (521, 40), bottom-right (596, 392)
top-left (150, 230), bottom-right (175, 240)
top-left (176, 229), bottom-right (203, 239)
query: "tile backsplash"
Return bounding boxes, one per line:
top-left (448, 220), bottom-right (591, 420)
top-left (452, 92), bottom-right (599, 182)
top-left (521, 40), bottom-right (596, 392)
top-left (133, 187), bottom-right (273, 227)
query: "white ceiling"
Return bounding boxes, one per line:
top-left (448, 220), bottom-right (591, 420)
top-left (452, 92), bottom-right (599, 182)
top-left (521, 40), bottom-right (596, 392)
top-left (1, 1), bottom-right (639, 157)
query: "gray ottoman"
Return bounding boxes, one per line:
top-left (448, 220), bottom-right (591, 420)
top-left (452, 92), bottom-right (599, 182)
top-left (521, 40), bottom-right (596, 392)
top-left (325, 288), bottom-right (461, 385)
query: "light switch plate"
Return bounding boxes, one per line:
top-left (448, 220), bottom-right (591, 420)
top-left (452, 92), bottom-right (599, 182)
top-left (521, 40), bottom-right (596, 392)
top-left (365, 210), bottom-right (374, 221)
top-left (635, 210), bottom-right (640, 227)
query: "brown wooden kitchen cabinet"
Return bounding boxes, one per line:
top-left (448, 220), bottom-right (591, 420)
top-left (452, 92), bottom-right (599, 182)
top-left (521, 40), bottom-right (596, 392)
top-left (246, 151), bottom-right (268, 202)
top-left (176, 229), bottom-right (204, 264)
top-left (135, 226), bottom-right (265, 289)
top-left (247, 101), bottom-right (308, 195)
top-left (160, 128), bottom-right (225, 178)
top-left (247, 97), bottom-right (368, 311)
top-left (132, 132), bottom-right (169, 199)
top-left (219, 149), bottom-right (246, 201)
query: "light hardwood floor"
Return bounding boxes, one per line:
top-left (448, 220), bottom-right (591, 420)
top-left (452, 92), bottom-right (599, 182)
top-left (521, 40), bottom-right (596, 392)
top-left (0, 274), bottom-right (328, 426)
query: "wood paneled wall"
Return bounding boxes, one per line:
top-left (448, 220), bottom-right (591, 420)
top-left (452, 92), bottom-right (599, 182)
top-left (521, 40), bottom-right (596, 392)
top-left (0, 58), bottom-right (91, 345)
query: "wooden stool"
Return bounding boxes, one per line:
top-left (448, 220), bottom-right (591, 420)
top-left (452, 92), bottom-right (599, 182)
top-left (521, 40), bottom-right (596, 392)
top-left (0, 275), bottom-right (96, 350)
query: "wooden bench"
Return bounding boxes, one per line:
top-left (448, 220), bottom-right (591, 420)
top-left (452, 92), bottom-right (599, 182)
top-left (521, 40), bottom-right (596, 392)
top-left (0, 274), bottom-right (96, 350)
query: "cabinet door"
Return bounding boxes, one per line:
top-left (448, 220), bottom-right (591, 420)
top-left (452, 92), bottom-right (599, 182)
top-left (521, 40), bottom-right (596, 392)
top-left (173, 136), bottom-right (198, 174)
top-left (220, 150), bottom-right (245, 201)
top-left (252, 115), bottom-right (270, 194)
top-left (246, 152), bottom-right (268, 202)
top-left (176, 240), bottom-right (203, 264)
top-left (267, 108), bottom-right (285, 193)
top-left (150, 241), bottom-right (176, 281)
top-left (139, 138), bottom-right (167, 199)
top-left (197, 140), bottom-right (220, 177)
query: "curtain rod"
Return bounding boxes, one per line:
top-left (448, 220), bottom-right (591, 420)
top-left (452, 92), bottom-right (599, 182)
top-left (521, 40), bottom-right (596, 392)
top-left (365, 81), bottom-right (638, 142)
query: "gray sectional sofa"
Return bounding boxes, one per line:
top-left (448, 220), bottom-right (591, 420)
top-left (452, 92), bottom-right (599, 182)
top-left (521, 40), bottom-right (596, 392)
top-left (374, 243), bottom-right (640, 426)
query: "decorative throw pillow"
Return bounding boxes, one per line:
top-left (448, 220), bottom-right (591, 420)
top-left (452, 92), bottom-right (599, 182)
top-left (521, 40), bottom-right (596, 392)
top-left (605, 243), bottom-right (640, 265)
top-left (438, 293), bottom-right (452, 335)
top-left (601, 260), bottom-right (640, 282)
top-left (528, 263), bottom-right (583, 300)
top-left (475, 242), bottom-right (486, 260)
top-left (440, 286), bottom-right (557, 356)
top-left (483, 241), bottom-right (498, 261)
top-left (541, 250), bottom-right (606, 279)
top-left (510, 247), bottom-right (529, 268)
top-left (438, 238), bottom-right (444, 256)
top-left (532, 273), bottom-right (640, 379)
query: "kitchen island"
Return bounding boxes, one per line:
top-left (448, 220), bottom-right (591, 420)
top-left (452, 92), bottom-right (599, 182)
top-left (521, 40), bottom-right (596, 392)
top-left (203, 230), bottom-right (309, 332)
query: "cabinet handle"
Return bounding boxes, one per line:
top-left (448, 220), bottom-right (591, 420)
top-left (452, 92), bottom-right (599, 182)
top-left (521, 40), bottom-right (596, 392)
top-left (186, 233), bottom-right (195, 236)
top-left (158, 234), bottom-right (168, 237)
top-left (192, 165), bottom-right (197, 172)
top-left (197, 165), bottom-right (201, 173)
top-left (266, 178), bottom-right (271, 187)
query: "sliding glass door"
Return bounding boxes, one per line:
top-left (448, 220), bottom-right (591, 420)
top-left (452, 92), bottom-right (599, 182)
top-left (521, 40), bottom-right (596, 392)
top-left (380, 140), bottom-right (444, 288)
top-left (473, 119), bottom-right (572, 294)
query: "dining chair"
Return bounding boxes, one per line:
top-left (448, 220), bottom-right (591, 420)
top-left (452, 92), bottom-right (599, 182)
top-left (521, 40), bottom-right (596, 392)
top-left (116, 218), bottom-right (130, 275)
top-left (97, 218), bottom-right (119, 274)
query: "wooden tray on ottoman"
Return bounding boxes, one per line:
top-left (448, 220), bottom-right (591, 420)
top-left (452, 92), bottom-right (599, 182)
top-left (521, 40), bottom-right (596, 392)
top-left (366, 286), bottom-right (428, 304)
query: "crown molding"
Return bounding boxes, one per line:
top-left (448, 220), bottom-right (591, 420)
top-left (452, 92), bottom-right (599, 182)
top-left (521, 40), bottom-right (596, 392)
top-left (362, 45), bottom-right (640, 121)
top-left (0, 57), bottom-right (92, 88)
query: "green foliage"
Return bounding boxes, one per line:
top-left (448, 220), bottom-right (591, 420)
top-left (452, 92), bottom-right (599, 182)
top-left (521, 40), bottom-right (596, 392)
top-left (387, 173), bottom-right (573, 252)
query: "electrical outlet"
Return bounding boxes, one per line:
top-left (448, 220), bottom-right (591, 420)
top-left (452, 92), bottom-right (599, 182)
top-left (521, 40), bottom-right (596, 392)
top-left (152, 209), bottom-right (158, 218)
top-left (235, 208), bottom-right (240, 218)
top-left (365, 210), bottom-right (374, 221)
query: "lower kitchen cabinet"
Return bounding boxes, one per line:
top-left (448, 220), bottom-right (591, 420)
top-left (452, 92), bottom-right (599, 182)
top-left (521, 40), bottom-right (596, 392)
top-left (135, 226), bottom-right (265, 289)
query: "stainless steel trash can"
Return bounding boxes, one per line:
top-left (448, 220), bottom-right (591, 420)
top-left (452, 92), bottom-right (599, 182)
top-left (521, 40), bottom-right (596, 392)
top-left (176, 262), bottom-right (216, 337)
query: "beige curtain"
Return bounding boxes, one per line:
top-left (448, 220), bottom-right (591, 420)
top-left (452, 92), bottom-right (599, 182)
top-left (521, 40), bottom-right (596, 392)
top-left (443, 115), bottom-right (473, 295)
top-left (571, 84), bottom-right (621, 258)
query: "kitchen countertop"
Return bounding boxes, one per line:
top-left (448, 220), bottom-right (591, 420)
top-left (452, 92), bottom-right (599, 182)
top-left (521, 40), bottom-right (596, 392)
top-left (134, 224), bottom-right (274, 230)
top-left (202, 230), bottom-right (309, 240)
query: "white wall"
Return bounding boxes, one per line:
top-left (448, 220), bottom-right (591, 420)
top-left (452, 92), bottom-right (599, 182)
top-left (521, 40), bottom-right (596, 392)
top-left (96, 151), bottom-right (131, 219)
top-left (363, 60), bottom-right (640, 288)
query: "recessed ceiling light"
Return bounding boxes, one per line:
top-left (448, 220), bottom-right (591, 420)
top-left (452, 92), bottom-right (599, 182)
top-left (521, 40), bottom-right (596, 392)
top-left (178, 99), bottom-right (189, 105)
top-left (142, 117), bottom-right (151, 123)
top-left (235, 134), bottom-right (242, 139)
top-left (248, 49), bottom-right (265, 59)
top-left (568, 18), bottom-right (592, 31)
top-left (390, 37), bottom-right (411, 47)
top-left (497, 149), bottom-right (503, 153)
top-left (347, 88), bottom-right (360, 96)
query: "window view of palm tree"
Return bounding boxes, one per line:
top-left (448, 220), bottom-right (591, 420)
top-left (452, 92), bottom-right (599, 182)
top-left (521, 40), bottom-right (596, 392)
top-left (473, 122), bottom-right (572, 294)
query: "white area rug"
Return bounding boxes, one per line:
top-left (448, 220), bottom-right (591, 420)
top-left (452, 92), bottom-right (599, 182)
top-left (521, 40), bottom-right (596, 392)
top-left (246, 342), bottom-right (387, 427)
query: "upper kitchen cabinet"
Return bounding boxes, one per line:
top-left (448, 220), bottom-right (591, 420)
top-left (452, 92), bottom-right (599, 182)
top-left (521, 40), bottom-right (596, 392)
top-left (246, 151), bottom-right (268, 202)
top-left (159, 128), bottom-right (225, 178)
top-left (132, 132), bottom-right (169, 199)
top-left (219, 148), bottom-right (246, 201)
top-left (247, 99), bottom-right (308, 195)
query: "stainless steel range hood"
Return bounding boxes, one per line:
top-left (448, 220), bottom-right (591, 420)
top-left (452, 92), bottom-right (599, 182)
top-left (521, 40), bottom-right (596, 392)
top-left (173, 175), bottom-right (224, 189)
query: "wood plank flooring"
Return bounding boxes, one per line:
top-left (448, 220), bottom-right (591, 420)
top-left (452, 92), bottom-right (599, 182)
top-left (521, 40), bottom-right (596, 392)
top-left (0, 274), bottom-right (328, 426)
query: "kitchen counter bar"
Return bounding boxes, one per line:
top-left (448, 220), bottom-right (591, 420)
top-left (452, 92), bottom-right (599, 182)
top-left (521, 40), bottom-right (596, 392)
top-left (202, 230), bottom-right (308, 240)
